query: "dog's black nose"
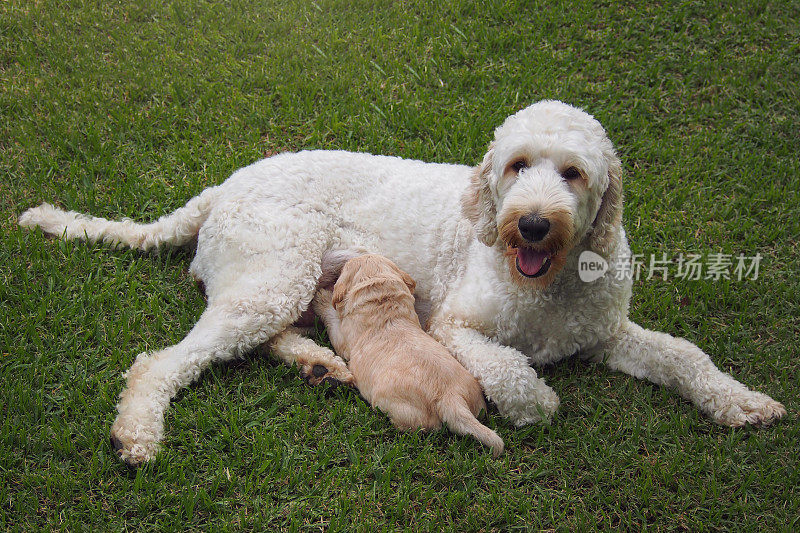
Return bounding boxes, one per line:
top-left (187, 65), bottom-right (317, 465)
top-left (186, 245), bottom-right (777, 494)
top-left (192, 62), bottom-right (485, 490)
top-left (518, 215), bottom-right (550, 242)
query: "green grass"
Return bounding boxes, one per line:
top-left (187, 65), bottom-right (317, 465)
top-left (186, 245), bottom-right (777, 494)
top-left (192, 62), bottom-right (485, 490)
top-left (2, 0), bottom-right (798, 530)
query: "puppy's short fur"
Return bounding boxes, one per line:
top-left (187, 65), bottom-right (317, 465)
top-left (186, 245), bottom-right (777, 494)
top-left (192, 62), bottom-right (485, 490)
top-left (314, 254), bottom-right (504, 457)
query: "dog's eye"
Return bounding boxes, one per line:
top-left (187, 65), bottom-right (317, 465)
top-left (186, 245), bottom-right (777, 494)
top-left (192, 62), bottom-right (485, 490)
top-left (511, 160), bottom-right (527, 173)
top-left (562, 167), bottom-right (582, 180)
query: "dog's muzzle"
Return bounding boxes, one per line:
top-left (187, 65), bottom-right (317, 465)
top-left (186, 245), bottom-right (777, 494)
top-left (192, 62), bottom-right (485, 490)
top-left (512, 215), bottom-right (553, 278)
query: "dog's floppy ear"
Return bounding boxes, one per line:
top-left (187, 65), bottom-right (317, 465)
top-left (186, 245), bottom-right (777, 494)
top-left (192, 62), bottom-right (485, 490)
top-left (589, 154), bottom-right (623, 257)
top-left (461, 143), bottom-right (498, 247)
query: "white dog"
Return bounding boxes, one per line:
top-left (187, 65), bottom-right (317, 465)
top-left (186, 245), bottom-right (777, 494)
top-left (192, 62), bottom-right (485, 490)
top-left (19, 100), bottom-right (785, 465)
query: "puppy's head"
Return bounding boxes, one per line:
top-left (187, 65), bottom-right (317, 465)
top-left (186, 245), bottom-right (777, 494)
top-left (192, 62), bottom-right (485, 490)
top-left (331, 254), bottom-right (416, 315)
top-left (462, 100), bottom-right (623, 287)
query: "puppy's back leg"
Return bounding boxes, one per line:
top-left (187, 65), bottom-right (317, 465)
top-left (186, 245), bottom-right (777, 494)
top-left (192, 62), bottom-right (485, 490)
top-left (373, 397), bottom-right (439, 432)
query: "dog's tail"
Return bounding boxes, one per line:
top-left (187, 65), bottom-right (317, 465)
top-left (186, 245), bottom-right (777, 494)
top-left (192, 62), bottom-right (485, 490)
top-left (438, 395), bottom-right (504, 458)
top-left (18, 186), bottom-right (221, 251)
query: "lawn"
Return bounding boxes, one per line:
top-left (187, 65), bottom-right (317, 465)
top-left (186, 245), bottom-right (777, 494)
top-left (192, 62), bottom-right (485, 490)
top-left (1, 0), bottom-right (798, 530)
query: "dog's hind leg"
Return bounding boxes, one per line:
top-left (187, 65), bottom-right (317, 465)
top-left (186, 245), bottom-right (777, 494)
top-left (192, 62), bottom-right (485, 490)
top-left (109, 262), bottom-right (320, 465)
top-left (264, 327), bottom-right (353, 386)
top-left (109, 302), bottom-right (271, 465)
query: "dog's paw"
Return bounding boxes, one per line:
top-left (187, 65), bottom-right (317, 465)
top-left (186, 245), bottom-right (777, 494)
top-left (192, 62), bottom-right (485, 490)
top-left (494, 380), bottom-right (560, 426)
top-left (708, 390), bottom-right (786, 427)
top-left (110, 419), bottom-right (161, 467)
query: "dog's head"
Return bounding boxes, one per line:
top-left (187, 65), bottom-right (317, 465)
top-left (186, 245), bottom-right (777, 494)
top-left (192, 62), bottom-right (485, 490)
top-left (462, 100), bottom-right (622, 287)
top-left (331, 254), bottom-right (416, 316)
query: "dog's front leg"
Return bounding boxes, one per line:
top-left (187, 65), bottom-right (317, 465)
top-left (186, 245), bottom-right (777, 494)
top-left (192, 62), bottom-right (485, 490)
top-left (595, 319), bottom-right (785, 426)
top-left (430, 322), bottom-right (560, 426)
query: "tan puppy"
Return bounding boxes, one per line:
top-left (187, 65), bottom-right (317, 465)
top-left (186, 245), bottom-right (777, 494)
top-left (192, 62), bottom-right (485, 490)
top-left (313, 254), bottom-right (504, 457)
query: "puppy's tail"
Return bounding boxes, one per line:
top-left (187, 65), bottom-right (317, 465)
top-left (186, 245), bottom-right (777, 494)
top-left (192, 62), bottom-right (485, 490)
top-left (438, 395), bottom-right (504, 458)
top-left (18, 186), bottom-right (221, 251)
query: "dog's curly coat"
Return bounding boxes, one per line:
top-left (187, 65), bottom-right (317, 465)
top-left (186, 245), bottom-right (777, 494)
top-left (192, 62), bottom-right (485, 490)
top-left (19, 100), bottom-right (785, 465)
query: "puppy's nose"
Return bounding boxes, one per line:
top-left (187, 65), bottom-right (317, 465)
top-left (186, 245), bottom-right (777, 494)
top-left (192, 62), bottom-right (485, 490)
top-left (518, 215), bottom-right (550, 242)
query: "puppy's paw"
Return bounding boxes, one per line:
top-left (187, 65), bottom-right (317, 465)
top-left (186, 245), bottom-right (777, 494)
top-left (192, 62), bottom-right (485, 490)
top-left (312, 288), bottom-right (334, 311)
top-left (708, 390), bottom-right (786, 427)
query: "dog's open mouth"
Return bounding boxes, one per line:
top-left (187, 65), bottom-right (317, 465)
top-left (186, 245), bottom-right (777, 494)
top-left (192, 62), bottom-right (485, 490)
top-left (513, 247), bottom-right (552, 278)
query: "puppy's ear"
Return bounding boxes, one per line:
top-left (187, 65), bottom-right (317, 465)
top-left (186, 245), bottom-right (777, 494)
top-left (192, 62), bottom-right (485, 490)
top-left (400, 270), bottom-right (416, 293)
top-left (331, 283), bottom-right (345, 309)
top-left (461, 143), bottom-right (498, 247)
top-left (331, 261), bottom-right (356, 309)
top-left (589, 154), bottom-right (623, 257)
top-left (331, 279), bottom-right (347, 309)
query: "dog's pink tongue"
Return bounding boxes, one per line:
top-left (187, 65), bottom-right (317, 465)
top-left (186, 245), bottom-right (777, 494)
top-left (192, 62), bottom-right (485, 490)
top-left (517, 248), bottom-right (549, 276)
